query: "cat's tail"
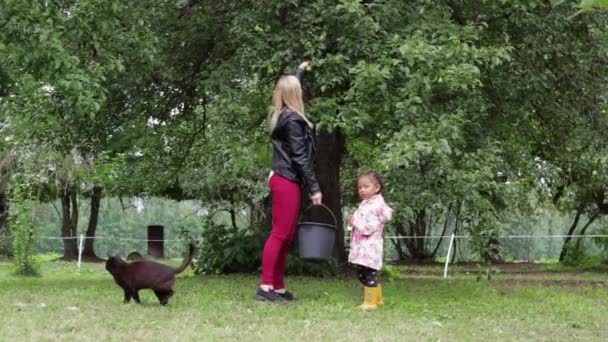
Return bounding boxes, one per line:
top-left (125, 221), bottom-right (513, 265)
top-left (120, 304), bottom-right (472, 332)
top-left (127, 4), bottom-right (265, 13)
top-left (174, 241), bottom-right (196, 275)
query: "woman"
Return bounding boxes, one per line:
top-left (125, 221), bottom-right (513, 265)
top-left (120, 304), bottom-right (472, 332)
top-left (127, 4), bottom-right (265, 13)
top-left (256, 61), bottom-right (323, 302)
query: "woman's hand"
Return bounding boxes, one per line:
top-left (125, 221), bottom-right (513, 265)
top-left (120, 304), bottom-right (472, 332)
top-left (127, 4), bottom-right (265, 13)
top-left (310, 192), bottom-right (322, 206)
top-left (298, 61), bottom-right (310, 70)
top-left (347, 214), bottom-right (353, 225)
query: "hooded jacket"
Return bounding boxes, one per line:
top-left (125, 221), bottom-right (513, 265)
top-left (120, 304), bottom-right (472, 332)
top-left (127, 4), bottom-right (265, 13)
top-left (348, 194), bottom-right (393, 270)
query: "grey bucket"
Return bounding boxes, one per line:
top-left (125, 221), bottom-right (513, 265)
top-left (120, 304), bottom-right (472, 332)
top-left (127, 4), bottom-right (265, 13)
top-left (297, 204), bottom-right (337, 261)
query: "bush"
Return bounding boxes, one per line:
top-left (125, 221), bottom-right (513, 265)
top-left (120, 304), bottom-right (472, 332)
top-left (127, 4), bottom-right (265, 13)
top-left (379, 264), bottom-right (401, 282)
top-left (10, 186), bottom-right (39, 276)
top-left (286, 256), bottom-right (337, 278)
top-left (561, 244), bottom-right (588, 266)
top-left (193, 220), bottom-right (265, 275)
top-left (193, 218), bottom-right (338, 277)
top-left (0, 231), bottom-right (13, 257)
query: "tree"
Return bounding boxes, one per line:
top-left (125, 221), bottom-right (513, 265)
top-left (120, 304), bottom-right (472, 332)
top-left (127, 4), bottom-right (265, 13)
top-left (0, 0), bottom-right (159, 260)
top-left (473, 1), bottom-right (608, 262)
top-left (2, 0), bottom-right (607, 269)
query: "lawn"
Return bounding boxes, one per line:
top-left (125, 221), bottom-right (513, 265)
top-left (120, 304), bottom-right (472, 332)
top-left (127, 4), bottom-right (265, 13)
top-left (1, 260), bottom-right (608, 341)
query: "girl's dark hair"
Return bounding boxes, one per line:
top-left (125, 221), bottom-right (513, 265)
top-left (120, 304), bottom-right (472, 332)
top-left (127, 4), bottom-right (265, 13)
top-left (357, 171), bottom-right (385, 194)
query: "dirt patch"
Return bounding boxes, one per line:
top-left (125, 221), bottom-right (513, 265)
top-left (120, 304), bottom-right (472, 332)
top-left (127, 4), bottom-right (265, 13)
top-left (397, 262), bottom-right (564, 275)
top-left (81, 256), bottom-right (106, 263)
top-left (489, 262), bottom-right (547, 272)
top-left (491, 279), bottom-right (608, 288)
top-left (497, 271), bottom-right (580, 277)
top-left (345, 262), bottom-right (606, 282)
top-left (337, 264), bottom-right (359, 279)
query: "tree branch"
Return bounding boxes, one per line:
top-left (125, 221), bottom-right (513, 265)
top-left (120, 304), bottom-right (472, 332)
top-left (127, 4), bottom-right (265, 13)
top-left (177, 0), bottom-right (200, 19)
top-left (431, 203), bottom-right (453, 257)
top-left (559, 204), bottom-right (584, 262)
top-left (574, 211), bottom-right (599, 252)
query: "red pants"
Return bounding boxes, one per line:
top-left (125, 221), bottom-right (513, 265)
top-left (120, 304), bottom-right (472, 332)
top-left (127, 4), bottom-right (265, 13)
top-left (261, 173), bottom-right (301, 289)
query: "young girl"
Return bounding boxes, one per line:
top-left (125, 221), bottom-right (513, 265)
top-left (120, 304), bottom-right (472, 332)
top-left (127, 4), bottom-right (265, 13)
top-left (347, 171), bottom-right (393, 309)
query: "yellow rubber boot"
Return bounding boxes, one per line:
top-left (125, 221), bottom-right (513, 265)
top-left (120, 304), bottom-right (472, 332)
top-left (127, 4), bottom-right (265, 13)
top-left (377, 284), bottom-right (383, 307)
top-left (358, 286), bottom-right (379, 310)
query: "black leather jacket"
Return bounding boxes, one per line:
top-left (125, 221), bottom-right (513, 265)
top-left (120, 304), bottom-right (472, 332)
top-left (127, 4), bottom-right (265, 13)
top-left (271, 109), bottom-right (320, 194)
top-left (270, 66), bottom-right (320, 194)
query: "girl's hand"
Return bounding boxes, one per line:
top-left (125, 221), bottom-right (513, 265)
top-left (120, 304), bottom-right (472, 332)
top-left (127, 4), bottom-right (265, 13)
top-left (347, 214), bottom-right (353, 225)
top-left (298, 61), bottom-right (310, 70)
top-left (310, 192), bottom-right (322, 206)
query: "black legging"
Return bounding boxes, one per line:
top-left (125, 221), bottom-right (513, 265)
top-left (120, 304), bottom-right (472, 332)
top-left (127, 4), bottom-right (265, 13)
top-left (357, 265), bottom-right (379, 287)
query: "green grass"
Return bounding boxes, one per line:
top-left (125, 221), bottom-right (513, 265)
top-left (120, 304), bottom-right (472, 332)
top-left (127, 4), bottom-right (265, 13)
top-left (2, 260), bottom-right (608, 341)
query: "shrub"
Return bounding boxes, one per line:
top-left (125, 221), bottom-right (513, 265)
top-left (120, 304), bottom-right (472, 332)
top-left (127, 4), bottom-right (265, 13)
top-left (379, 264), bottom-right (401, 282)
top-left (0, 231), bottom-right (13, 257)
top-left (10, 184), bottom-right (39, 276)
top-left (561, 244), bottom-right (588, 266)
top-left (193, 218), bottom-right (338, 277)
top-left (286, 256), bottom-right (337, 278)
top-left (193, 220), bottom-right (264, 275)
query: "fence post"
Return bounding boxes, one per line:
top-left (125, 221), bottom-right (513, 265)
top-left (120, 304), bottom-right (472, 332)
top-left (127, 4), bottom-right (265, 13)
top-left (148, 225), bottom-right (164, 258)
top-left (443, 233), bottom-right (455, 278)
top-left (77, 234), bottom-right (84, 269)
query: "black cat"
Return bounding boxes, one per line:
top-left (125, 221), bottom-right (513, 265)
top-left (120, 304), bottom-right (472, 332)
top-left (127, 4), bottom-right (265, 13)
top-left (106, 243), bottom-right (195, 305)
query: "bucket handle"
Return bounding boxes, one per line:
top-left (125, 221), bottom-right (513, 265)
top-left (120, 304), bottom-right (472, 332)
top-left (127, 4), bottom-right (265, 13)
top-left (300, 203), bottom-right (338, 227)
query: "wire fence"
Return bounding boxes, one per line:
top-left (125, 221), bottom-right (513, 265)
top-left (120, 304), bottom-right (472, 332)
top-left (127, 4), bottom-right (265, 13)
top-left (384, 235), bottom-right (608, 239)
top-left (4, 197), bottom-right (601, 270)
top-left (382, 234), bottom-right (608, 261)
top-left (3, 233), bottom-right (608, 277)
top-left (31, 235), bottom-right (191, 261)
top-left (29, 233), bottom-right (608, 261)
top-left (383, 234), bottom-right (608, 277)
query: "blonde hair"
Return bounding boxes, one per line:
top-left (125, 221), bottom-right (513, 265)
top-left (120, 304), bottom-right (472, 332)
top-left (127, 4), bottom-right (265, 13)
top-left (269, 75), bottom-right (312, 131)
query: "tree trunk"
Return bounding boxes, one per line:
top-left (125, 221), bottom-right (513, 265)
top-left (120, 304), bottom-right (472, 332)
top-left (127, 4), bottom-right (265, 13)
top-left (558, 206), bottom-right (584, 262)
top-left (450, 202), bottom-right (462, 263)
top-left (312, 129), bottom-right (347, 264)
top-left (574, 212), bottom-right (599, 255)
top-left (431, 203), bottom-right (453, 257)
top-left (451, 229), bottom-right (458, 264)
top-left (82, 186), bottom-right (102, 261)
top-left (61, 185), bottom-right (79, 260)
top-left (393, 222), bottom-right (409, 260)
top-left (229, 194), bottom-right (238, 230)
top-left (403, 209), bottom-right (430, 260)
top-left (0, 191), bottom-right (8, 233)
top-left (251, 196), bottom-right (272, 234)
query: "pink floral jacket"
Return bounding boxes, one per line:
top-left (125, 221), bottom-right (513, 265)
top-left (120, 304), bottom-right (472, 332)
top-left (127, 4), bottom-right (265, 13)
top-left (348, 194), bottom-right (393, 270)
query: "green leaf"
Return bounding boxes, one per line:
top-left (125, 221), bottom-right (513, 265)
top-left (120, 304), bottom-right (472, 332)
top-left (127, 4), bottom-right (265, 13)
top-left (551, 0), bottom-right (567, 7)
